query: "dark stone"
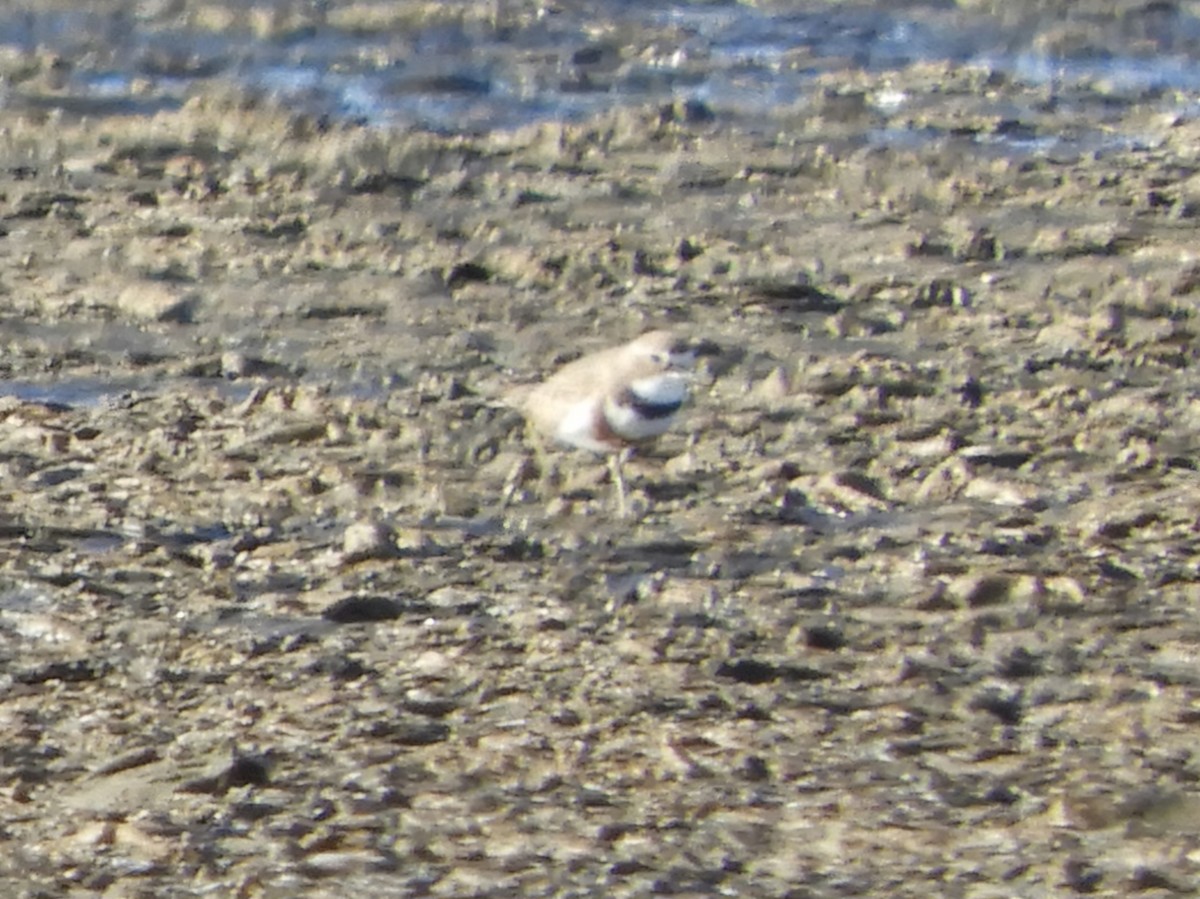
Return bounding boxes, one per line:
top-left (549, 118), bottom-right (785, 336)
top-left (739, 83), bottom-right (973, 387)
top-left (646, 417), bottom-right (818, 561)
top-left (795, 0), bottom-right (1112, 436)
top-left (180, 752), bottom-right (271, 795)
top-left (222, 754), bottom-right (272, 788)
top-left (805, 624), bottom-right (846, 651)
top-left (959, 376), bottom-right (984, 408)
top-left (739, 755), bottom-right (771, 782)
top-left (14, 659), bottom-right (105, 685)
top-left (389, 721), bottom-right (452, 746)
top-left (446, 261), bottom-right (491, 290)
top-left (322, 595), bottom-right (404, 623)
top-left (970, 689), bottom-right (1023, 725)
top-left (984, 782), bottom-right (1019, 804)
top-left (716, 658), bottom-right (778, 685)
top-left (306, 655), bottom-right (373, 681)
top-left (997, 647), bottom-right (1043, 679)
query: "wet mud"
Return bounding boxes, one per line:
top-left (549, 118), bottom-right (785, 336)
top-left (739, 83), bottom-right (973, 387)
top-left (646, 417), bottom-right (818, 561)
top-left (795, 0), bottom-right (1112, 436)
top-left (3, 1), bottom-right (1200, 896)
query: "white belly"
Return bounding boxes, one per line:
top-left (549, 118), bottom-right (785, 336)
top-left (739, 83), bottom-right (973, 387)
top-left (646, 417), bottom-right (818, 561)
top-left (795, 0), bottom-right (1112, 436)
top-left (553, 397), bottom-right (614, 452)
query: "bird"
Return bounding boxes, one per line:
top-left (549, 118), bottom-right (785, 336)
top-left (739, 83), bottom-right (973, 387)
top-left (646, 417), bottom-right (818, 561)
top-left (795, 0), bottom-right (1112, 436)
top-left (514, 330), bottom-right (696, 515)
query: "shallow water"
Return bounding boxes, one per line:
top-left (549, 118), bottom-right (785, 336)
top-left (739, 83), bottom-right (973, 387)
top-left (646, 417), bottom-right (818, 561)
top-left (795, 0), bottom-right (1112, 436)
top-left (5, 0), bottom-right (1200, 144)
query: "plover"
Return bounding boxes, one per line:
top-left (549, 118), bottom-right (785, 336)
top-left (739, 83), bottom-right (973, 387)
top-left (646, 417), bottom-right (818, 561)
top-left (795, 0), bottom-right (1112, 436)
top-left (517, 330), bottom-right (696, 515)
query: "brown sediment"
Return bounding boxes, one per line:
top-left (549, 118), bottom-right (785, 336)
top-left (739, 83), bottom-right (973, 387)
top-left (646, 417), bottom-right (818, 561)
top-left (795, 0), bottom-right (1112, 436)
top-left (2, 6), bottom-right (1200, 894)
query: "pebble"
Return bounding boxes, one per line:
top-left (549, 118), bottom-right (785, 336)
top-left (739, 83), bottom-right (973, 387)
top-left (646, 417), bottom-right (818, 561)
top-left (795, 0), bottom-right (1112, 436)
top-left (4, 29), bottom-right (1199, 896)
top-left (340, 519), bottom-right (398, 563)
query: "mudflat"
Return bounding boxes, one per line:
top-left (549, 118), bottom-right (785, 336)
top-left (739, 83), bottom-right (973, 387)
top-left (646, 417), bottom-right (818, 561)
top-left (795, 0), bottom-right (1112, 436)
top-left (2, 5), bottom-right (1200, 896)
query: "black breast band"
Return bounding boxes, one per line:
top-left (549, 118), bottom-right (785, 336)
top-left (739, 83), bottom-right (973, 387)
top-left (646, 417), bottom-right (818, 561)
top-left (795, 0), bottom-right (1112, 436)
top-left (620, 387), bottom-right (681, 420)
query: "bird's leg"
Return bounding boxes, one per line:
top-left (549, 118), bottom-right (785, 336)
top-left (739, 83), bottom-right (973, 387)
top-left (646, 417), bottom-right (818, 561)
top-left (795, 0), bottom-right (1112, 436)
top-left (609, 448), bottom-right (632, 518)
